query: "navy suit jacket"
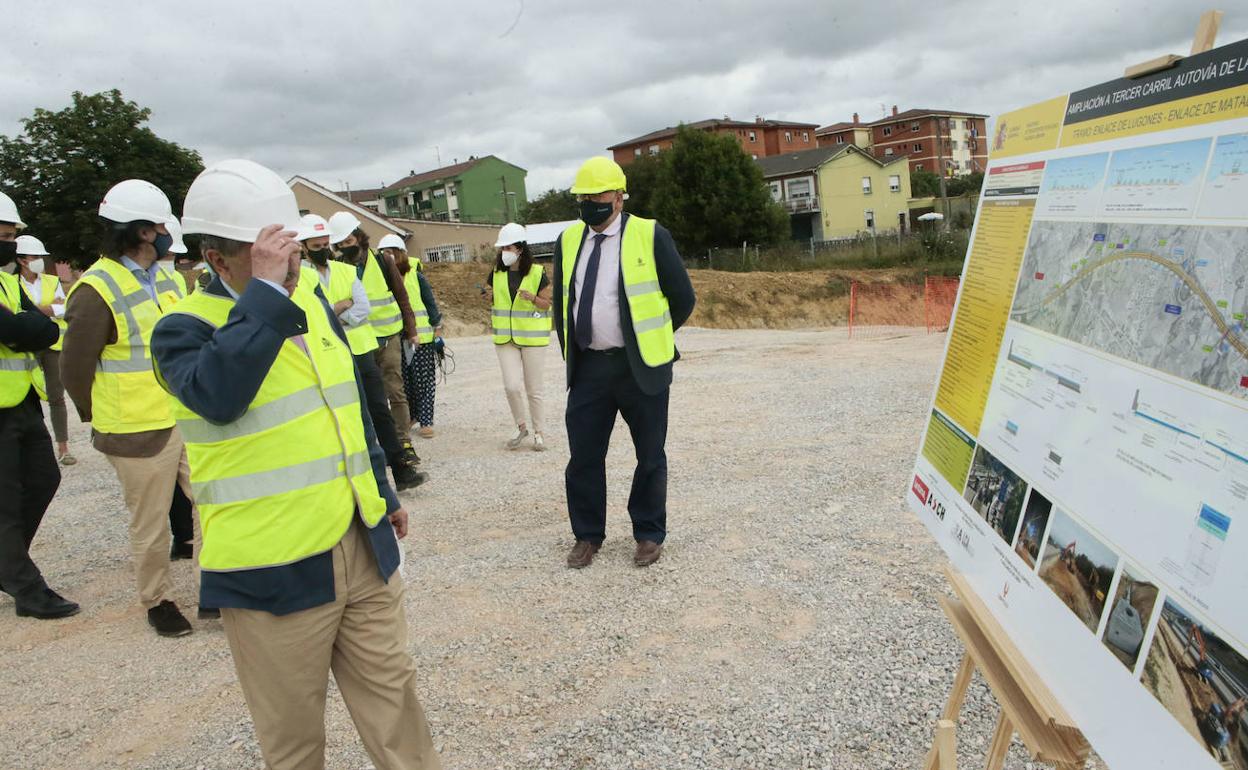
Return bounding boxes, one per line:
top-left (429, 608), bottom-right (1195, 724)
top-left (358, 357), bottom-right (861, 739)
top-left (552, 213), bottom-right (696, 396)
top-left (150, 276), bottom-right (401, 616)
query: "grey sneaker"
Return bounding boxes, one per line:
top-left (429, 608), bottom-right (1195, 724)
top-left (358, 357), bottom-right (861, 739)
top-left (506, 428), bottom-right (529, 450)
top-left (532, 434), bottom-right (547, 452)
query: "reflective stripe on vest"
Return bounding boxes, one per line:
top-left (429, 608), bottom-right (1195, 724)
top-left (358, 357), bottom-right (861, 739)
top-left (360, 251), bottom-right (403, 337)
top-left (0, 273), bottom-right (40, 406)
top-left (163, 289), bottom-right (389, 572)
top-left (402, 268), bottom-right (435, 343)
top-left (492, 265), bottom-right (551, 347)
top-left (69, 259), bottom-right (182, 433)
top-left (559, 218), bottom-right (674, 366)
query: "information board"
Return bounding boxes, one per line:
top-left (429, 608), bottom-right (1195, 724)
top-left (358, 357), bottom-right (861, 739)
top-left (908, 37), bottom-right (1248, 769)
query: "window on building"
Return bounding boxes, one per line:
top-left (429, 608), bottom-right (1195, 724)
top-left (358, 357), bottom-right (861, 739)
top-left (751, 154), bottom-right (758, 160)
top-left (836, 135), bottom-right (845, 144)
top-left (889, 175), bottom-right (901, 193)
top-left (802, 131), bottom-right (809, 142)
top-left (950, 140), bottom-right (958, 150)
top-left (432, 187), bottom-right (446, 198)
top-left (911, 121), bottom-right (920, 132)
top-left (884, 147), bottom-right (894, 156)
top-left (787, 178), bottom-right (812, 199)
top-left (784, 131), bottom-right (792, 142)
top-left (423, 244), bottom-right (466, 263)
top-left (634, 147), bottom-right (642, 157)
top-left (769, 181), bottom-right (781, 201)
top-left (914, 163), bottom-right (923, 171)
top-left (861, 177), bottom-right (872, 195)
top-left (649, 144), bottom-right (660, 156)
top-left (449, 209), bottom-right (459, 221)
top-left (748, 131), bottom-right (756, 142)
top-left (913, 143), bottom-right (922, 153)
top-left (952, 119), bottom-right (961, 130)
top-left (883, 126), bottom-right (893, 136)
top-left (864, 210), bottom-right (875, 230)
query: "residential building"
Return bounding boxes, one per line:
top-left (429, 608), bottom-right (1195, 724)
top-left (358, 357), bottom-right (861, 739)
top-left (756, 146), bottom-right (841, 241)
top-left (815, 146), bottom-right (913, 239)
top-left (380, 155), bottom-right (527, 225)
top-left (333, 186), bottom-right (386, 214)
top-left (608, 116), bottom-right (819, 165)
top-left (814, 113), bottom-right (873, 149)
top-left (868, 106), bottom-right (988, 176)
top-left (289, 176), bottom-right (408, 248)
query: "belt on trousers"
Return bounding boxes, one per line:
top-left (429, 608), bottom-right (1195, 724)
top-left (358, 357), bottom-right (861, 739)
top-left (583, 347), bottom-right (624, 356)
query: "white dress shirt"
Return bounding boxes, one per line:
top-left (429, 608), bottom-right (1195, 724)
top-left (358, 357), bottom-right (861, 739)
top-left (306, 261), bottom-right (370, 329)
top-left (21, 274), bottom-right (66, 318)
top-left (571, 213), bottom-right (625, 350)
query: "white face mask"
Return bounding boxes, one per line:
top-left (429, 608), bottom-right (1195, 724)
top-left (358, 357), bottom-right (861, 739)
top-left (193, 262), bottom-right (207, 270)
top-left (27, 258), bottom-right (45, 274)
top-left (501, 249), bottom-right (520, 267)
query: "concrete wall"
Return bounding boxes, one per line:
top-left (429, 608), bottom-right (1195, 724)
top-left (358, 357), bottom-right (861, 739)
top-left (388, 218), bottom-right (501, 263)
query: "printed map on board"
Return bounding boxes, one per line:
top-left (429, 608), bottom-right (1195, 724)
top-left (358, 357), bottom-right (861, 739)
top-left (1011, 222), bottom-right (1248, 398)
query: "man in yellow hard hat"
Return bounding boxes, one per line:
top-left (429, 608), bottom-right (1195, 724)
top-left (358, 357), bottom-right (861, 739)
top-left (552, 157), bottom-right (695, 569)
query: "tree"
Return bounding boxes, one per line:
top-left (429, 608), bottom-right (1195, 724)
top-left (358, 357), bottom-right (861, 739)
top-left (945, 171), bottom-right (985, 197)
top-left (0, 90), bottom-right (203, 265)
top-left (622, 153), bottom-right (664, 220)
top-left (650, 125), bottom-right (787, 254)
top-left (519, 188), bottom-right (578, 224)
top-left (910, 168), bottom-right (942, 197)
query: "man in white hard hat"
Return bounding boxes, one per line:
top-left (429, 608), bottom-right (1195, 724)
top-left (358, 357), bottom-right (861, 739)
top-left (0, 190), bottom-right (79, 619)
top-left (328, 213), bottom-right (424, 470)
top-left (150, 160), bottom-right (440, 770)
top-left (298, 214), bottom-right (425, 490)
top-left (15, 234), bottom-right (73, 465)
top-left (61, 179), bottom-right (202, 637)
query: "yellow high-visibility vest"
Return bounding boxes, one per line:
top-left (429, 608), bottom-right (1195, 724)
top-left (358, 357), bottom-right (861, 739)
top-left (160, 287), bottom-right (388, 572)
top-left (69, 258), bottom-right (183, 434)
top-left (0, 272), bottom-right (44, 406)
top-left (299, 262), bottom-right (379, 355)
top-left (402, 267), bottom-right (435, 344)
top-left (359, 250), bottom-right (403, 338)
top-left (559, 217), bottom-right (674, 366)
top-left (19, 273), bottom-right (66, 352)
top-left (492, 264), bottom-right (550, 347)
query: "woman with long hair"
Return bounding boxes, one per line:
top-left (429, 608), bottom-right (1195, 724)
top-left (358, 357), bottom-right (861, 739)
top-left (485, 223), bottom-right (552, 450)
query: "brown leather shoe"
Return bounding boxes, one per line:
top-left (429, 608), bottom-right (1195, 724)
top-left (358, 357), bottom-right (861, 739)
top-left (634, 540), bottom-right (662, 567)
top-left (566, 540), bottom-right (600, 569)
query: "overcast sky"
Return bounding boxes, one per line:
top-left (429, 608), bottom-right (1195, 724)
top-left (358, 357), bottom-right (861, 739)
top-left (2, 2), bottom-right (1243, 197)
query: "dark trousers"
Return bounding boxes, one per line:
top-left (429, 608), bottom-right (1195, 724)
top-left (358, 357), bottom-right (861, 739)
top-left (565, 349), bottom-right (669, 545)
top-left (0, 392), bottom-right (61, 599)
top-left (355, 351), bottom-right (402, 465)
top-left (169, 483), bottom-right (194, 548)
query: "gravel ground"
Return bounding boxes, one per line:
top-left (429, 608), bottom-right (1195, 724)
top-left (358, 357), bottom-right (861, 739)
top-left (0, 327), bottom-right (1107, 769)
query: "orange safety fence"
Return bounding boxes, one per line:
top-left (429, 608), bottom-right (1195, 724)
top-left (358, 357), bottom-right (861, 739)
top-left (848, 277), bottom-right (960, 338)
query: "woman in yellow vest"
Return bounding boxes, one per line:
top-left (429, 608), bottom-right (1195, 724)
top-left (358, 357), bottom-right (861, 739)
top-left (379, 234), bottom-right (442, 439)
top-left (485, 223), bottom-right (552, 451)
top-left (14, 234), bottom-right (74, 465)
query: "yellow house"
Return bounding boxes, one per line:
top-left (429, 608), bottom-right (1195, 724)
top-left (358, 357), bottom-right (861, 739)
top-left (816, 146), bottom-right (912, 239)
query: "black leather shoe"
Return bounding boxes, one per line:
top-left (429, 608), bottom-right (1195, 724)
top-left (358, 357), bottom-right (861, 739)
top-left (15, 588), bottom-right (80, 619)
top-left (147, 600), bottom-right (192, 637)
top-left (170, 541), bottom-right (193, 561)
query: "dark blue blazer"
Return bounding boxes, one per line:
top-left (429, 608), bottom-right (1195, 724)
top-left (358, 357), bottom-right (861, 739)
top-left (150, 276), bottom-right (401, 616)
top-left (552, 213), bottom-right (696, 396)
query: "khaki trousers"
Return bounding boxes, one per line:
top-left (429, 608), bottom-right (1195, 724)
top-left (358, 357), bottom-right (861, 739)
top-left (221, 521), bottom-right (441, 770)
top-left (105, 430), bottom-right (199, 609)
top-left (495, 341), bottom-right (546, 434)
top-left (375, 336), bottom-right (412, 439)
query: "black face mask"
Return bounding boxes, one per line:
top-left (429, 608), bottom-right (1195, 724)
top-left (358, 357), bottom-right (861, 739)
top-left (0, 240), bottom-right (15, 266)
top-left (579, 199), bottom-right (614, 227)
top-left (337, 245), bottom-right (360, 261)
top-left (153, 232), bottom-right (174, 259)
top-left (307, 247), bottom-right (330, 265)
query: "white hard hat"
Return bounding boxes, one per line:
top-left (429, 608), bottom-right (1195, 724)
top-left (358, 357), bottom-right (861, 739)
top-left (15, 234), bottom-right (48, 256)
top-left (327, 211), bottom-right (361, 245)
top-left (495, 222), bottom-right (527, 248)
top-left (0, 191), bottom-right (24, 228)
top-left (166, 218), bottom-right (188, 255)
top-left (99, 179), bottom-right (174, 225)
top-left (181, 159), bottom-right (302, 243)
top-left (377, 233), bottom-right (406, 252)
top-left (298, 214), bottom-right (332, 242)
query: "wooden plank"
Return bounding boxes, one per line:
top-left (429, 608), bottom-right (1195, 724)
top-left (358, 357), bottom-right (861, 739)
top-left (939, 595), bottom-right (1084, 764)
top-left (937, 720), bottom-right (957, 770)
top-left (983, 713), bottom-right (1014, 770)
top-left (1191, 10), bottom-right (1223, 55)
top-left (1125, 54), bottom-right (1183, 79)
top-left (924, 657), bottom-right (974, 770)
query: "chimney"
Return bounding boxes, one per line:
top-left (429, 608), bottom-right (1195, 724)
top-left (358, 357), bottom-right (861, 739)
top-left (756, 115), bottom-right (764, 124)
top-left (891, 105), bottom-right (898, 116)
top-left (409, 169), bottom-right (415, 176)
top-left (852, 112), bottom-right (859, 124)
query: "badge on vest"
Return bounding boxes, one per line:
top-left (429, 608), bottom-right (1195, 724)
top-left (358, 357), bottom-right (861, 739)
top-left (320, 336), bottom-right (335, 350)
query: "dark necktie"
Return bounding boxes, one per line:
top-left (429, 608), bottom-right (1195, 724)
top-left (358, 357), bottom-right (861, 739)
top-left (575, 234), bottom-right (608, 351)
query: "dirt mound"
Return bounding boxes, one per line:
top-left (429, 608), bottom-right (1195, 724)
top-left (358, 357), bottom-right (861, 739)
top-left (423, 261), bottom-right (931, 336)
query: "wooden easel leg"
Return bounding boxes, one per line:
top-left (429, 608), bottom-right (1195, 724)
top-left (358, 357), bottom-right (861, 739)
top-left (923, 654), bottom-right (976, 770)
top-left (936, 720), bottom-right (957, 770)
top-left (982, 713), bottom-right (1014, 770)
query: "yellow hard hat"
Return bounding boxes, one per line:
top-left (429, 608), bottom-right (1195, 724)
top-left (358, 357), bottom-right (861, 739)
top-left (570, 156), bottom-right (627, 194)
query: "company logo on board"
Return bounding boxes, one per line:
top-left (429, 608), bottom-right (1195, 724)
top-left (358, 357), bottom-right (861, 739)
top-left (911, 475), bottom-right (929, 503)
